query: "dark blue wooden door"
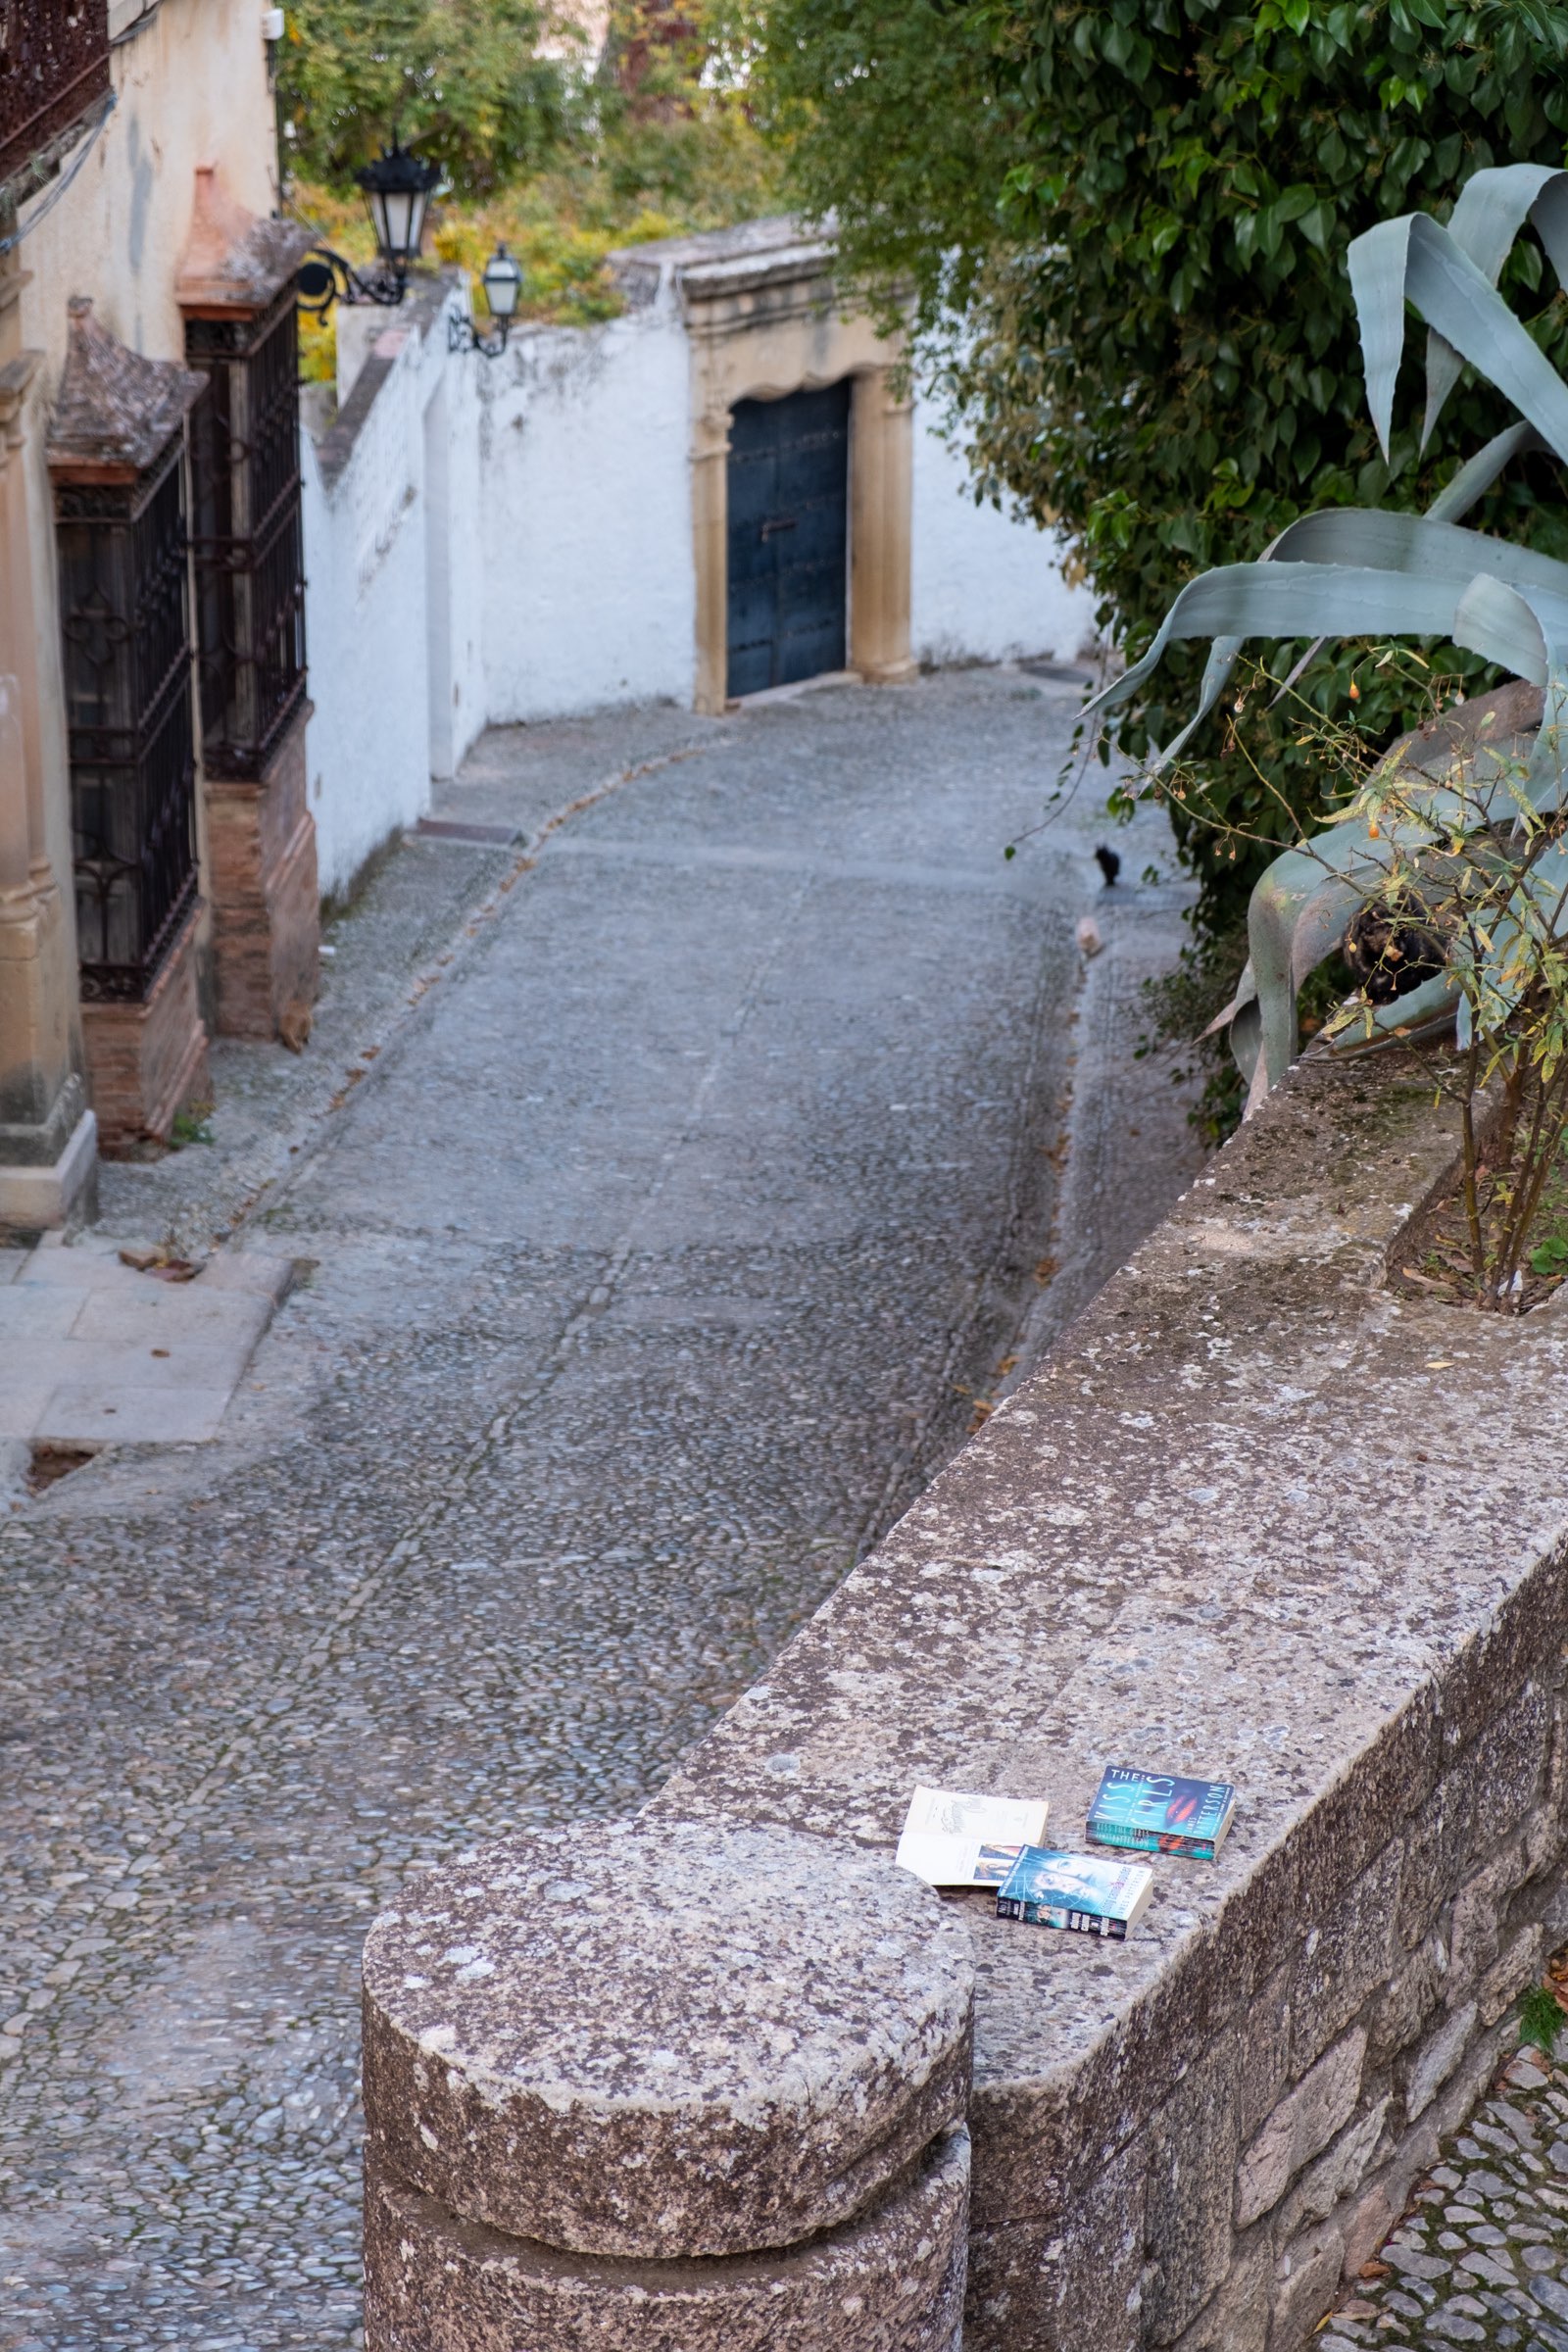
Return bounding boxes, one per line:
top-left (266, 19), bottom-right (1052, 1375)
top-left (725, 381), bottom-right (850, 699)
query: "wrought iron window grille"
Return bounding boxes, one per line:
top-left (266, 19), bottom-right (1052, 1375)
top-left (185, 281), bottom-right (308, 780)
top-left (55, 442), bottom-right (199, 1002)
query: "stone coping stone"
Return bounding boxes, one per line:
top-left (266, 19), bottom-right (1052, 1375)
top-left (640, 1048), bottom-right (1568, 2232)
top-left (362, 1817), bottom-right (973, 2259)
top-left (364, 2126), bottom-right (969, 2352)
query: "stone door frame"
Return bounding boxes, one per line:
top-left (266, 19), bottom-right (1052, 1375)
top-left (678, 236), bottom-right (916, 715)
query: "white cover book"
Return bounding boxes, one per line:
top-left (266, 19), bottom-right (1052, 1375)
top-left (896, 1787), bottom-right (1051, 1888)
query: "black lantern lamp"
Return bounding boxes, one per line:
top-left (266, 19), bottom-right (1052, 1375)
top-left (358, 140), bottom-right (442, 281)
top-left (297, 138), bottom-right (442, 317)
top-left (449, 244), bottom-right (524, 359)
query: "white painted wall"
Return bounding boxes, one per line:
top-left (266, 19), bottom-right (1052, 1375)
top-left (911, 417), bottom-right (1096, 669)
top-left (476, 306), bottom-right (697, 723)
top-left (301, 285), bottom-right (485, 897)
top-left (299, 251), bottom-right (1095, 892)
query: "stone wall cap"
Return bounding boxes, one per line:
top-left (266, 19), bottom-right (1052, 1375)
top-left (607, 214), bottom-right (823, 272)
top-left (362, 1814), bottom-right (973, 2258)
top-left (47, 299), bottom-right (205, 477)
top-left (677, 240), bottom-right (835, 302)
top-left (607, 213), bottom-right (838, 307)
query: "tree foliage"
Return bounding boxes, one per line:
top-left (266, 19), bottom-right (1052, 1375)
top-left (277, 0), bottom-right (573, 194)
top-left (752, 0), bottom-right (1568, 932)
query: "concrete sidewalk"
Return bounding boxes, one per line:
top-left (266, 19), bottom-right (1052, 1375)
top-left (0, 1239), bottom-right (292, 1456)
top-left (0, 668), bottom-right (1201, 2351)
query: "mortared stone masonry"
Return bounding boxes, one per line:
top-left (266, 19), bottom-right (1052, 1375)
top-left (363, 1043), bottom-right (1568, 2349)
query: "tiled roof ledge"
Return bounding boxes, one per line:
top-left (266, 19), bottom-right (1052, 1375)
top-left (174, 163), bottom-right (313, 318)
top-left (47, 297), bottom-right (203, 480)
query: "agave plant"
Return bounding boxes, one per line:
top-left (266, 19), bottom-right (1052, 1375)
top-left (1086, 163), bottom-right (1568, 1116)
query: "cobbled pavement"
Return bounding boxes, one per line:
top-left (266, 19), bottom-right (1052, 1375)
top-left (0, 669), bottom-right (1202, 2350)
top-left (1324, 2044), bottom-right (1568, 2352)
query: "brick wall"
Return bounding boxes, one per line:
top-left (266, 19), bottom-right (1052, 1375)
top-left (81, 907), bottom-right (209, 1152)
top-left (205, 706), bottom-right (318, 1040)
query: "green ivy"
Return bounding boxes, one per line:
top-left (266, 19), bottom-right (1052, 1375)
top-left (752, 0), bottom-right (1568, 935)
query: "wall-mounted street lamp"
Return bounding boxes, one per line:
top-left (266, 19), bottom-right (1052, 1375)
top-left (448, 245), bottom-right (523, 359)
top-left (297, 139), bottom-right (443, 317)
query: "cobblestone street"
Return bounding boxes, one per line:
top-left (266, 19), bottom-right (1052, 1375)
top-left (0, 670), bottom-right (1200, 2351)
top-left (1325, 2044), bottom-right (1568, 2352)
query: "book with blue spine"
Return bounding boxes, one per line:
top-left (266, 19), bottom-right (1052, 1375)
top-left (1086, 1765), bottom-right (1236, 1861)
top-left (995, 1846), bottom-right (1152, 1939)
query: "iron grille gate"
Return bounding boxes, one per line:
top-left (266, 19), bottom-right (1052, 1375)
top-left (56, 445), bottom-right (199, 1000)
top-left (725, 380), bottom-right (850, 699)
top-left (0, 0), bottom-right (109, 193)
top-left (185, 285), bottom-right (308, 779)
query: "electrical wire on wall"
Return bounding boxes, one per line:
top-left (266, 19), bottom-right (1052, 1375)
top-left (0, 92), bottom-right (119, 260)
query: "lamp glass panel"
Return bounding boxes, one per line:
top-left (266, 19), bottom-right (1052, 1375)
top-left (382, 190), bottom-right (415, 263)
top-left (482, 252), bottom-right (522, 318)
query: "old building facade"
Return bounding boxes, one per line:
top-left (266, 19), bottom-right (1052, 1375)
top-left (0, 0), bottom-right (315, 1216)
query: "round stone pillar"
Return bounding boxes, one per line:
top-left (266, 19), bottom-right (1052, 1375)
top-left (362, 1815), bottom-right (974, 2350)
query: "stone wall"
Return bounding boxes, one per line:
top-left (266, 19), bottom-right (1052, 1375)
top-left (363, 1045), bottom-right (1568, 2351)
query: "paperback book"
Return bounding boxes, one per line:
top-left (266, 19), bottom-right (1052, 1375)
top-left (996, 1846), bottom-right (1153, 1939)
top-left (1086, 1766), bottom-right (1236, 1861)
top-left (896, 1787), bottom-right (1050, 1889)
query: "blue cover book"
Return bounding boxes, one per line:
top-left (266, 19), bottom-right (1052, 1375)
top-left (1086, 1766), bottom-right (1236, 1860)
top-left (995, 1847), bottom-right (1153, 1939)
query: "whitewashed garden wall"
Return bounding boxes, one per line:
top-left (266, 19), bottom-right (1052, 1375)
top-left (299, 248), bottom-right (1094, 897)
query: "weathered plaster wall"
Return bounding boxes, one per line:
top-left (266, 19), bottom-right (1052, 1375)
top-left (476, 302), bottom-right (697, 724)
top-left (15, 0), bottom-right (277, 380)
top-left (910, 420), bottom-right (1095, 670)
top-left (302, 282), bottom-right (485, 898)
top-left (468, 261), bottom-right (1088, 723)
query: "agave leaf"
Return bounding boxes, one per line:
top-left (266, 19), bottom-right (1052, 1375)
top-left (1087, 560), bottom-right (1467, 761)
top-left (1464, 838), bottom-right (1568, 1034)
top-left (1349, 214), bottom-right (1568, 467)
top-left (1085, 541), bottom-right (1568, 788)
top-left (1448, 575), bottom-right (1568, 803)
top-left (1425, 421), bottom-right (1546, 523)
top-left (1422, 165), bottom-right (1568, 446)
top-left (1241, 580), bottom-right (1568, 1096)
top-left (1264, 511), bottom-right (1568, 609)
top-left (1183, 422), bottom-right (1544, 729)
